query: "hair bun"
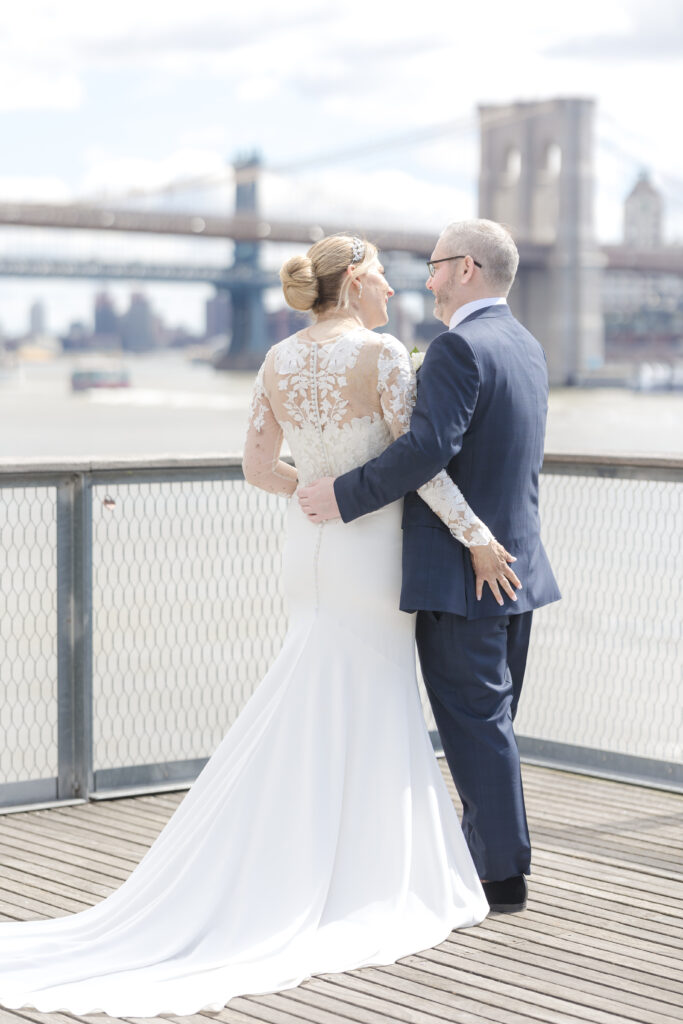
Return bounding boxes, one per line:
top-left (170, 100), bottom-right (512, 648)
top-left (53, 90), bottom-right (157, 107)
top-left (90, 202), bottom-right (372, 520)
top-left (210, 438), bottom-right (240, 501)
top-left (279, 255), bottom-right (318, 311)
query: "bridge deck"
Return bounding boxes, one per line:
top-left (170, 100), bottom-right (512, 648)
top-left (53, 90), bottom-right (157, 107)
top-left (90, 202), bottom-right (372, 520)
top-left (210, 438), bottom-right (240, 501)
top-left (0, 763), bottom-right (681, 1024)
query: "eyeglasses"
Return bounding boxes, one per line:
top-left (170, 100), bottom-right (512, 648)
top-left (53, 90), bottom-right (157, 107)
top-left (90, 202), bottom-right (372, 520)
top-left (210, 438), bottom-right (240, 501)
top-left (426, 255), bottom-right (482, 277)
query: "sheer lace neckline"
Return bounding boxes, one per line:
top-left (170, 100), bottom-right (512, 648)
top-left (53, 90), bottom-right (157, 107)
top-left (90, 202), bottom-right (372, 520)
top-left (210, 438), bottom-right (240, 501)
top-left (293, 327), bottom-right (367, 347)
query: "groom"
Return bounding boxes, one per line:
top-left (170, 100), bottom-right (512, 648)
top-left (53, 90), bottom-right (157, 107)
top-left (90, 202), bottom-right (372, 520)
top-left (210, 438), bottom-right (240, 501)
top-left (299, 219), bottom-right (560, 912)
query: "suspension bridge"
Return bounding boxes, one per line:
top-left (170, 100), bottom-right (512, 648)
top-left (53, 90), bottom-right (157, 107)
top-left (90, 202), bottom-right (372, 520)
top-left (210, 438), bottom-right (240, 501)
top-left (2, 99), bottom-right (682, 381)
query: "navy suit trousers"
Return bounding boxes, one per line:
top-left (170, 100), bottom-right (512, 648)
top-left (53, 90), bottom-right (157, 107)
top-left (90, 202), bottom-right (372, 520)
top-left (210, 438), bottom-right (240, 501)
top-left (416, 609), bottom-right (533, 881)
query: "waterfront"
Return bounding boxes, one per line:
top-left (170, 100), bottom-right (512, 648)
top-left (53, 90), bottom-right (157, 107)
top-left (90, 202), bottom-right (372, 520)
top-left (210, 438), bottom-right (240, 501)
top-left (1, 351), bottom-right (681, 790)
top-left (1, 351), bottom-right (682, 460)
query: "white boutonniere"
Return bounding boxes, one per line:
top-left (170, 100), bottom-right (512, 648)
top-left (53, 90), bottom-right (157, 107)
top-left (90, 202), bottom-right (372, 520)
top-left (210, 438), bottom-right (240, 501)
top-left (410, 346), bottom-right (425, 372)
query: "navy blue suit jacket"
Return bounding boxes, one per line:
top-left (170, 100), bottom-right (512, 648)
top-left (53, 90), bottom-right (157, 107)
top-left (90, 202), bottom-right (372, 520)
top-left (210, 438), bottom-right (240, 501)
top-left (334, 305), bottom-right (561, 620)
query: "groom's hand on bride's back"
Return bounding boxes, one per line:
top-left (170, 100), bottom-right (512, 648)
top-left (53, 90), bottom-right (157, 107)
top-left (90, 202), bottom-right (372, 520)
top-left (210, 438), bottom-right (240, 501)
top-left (470, 540), bottom-right (522, 606)
top-left (299, 478), bottom-right (341, 522)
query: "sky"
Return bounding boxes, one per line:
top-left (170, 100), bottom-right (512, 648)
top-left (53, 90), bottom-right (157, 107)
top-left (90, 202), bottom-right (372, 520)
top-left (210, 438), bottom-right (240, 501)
top-left (1, 0), bottom-right (682, 335)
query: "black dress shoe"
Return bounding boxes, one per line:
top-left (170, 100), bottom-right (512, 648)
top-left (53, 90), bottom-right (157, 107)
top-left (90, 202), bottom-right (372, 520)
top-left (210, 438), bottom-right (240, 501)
top-left (481, 874), bottom-right (528, 913)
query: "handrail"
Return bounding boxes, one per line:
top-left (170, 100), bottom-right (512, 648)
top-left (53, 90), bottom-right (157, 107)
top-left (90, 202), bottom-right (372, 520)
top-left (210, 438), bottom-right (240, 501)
top-left (1, 451), bottom-right (681, 483)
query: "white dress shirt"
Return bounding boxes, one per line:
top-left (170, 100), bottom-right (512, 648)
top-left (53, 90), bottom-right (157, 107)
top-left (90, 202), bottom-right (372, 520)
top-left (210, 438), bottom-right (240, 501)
top-left (449, 297), bottom-right (507, 331)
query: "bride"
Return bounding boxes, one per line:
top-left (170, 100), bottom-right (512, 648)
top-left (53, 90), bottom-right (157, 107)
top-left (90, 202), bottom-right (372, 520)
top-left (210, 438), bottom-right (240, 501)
top-left (0, 234), bottom-right (493, 1018)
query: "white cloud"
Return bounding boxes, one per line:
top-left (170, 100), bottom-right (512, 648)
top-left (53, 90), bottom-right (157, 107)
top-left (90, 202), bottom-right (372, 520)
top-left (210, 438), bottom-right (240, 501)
top-left (262, 167), bottom-right (474, 234)
top-left (0, 62), bottom-right (82, 111)
top-left (79, 149), bottom-right (230, 200)
top-left (546, 0), bottom-right (683, 59)
top-left (0, 177), bottom-right (72, 202)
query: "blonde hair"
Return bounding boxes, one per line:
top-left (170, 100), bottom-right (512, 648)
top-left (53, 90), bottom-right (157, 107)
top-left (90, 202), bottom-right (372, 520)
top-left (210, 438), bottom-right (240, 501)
top-left (279, 235), bottom-right (378, 316)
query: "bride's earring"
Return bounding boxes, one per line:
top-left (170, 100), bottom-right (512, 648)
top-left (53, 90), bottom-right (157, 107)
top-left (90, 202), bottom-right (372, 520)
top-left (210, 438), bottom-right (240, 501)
top-left (357, 282), bottom-right (363, 300)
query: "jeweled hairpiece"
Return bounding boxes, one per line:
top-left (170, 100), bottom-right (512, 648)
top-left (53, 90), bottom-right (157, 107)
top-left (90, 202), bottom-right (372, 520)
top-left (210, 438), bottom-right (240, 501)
top-left (350, 237), bottom-right (365, 264)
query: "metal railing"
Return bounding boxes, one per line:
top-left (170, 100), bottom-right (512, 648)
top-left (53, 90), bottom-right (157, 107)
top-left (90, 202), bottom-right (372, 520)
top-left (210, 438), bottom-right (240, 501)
top-left (1, 453), bottom-right (681, 810)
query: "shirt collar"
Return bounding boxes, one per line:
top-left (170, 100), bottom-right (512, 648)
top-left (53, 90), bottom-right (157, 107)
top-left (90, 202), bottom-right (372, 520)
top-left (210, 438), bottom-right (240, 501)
top-left (449, 297), bottom-right (507, 330)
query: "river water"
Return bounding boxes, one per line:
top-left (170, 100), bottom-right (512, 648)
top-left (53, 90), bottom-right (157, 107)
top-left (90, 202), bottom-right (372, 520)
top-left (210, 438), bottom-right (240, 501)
top-left (1, 350), bottom-right (681, 460)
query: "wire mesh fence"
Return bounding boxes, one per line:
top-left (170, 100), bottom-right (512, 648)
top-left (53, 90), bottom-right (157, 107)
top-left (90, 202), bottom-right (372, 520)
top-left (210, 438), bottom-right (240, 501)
top-left (0, 485), bottom-right (58, 786)
top-left (0, 455), bottom-right (681, 808)
top-left (91, 477), bottom-right (287, 777)
top-left (518, 470), bottom-right (682, 766)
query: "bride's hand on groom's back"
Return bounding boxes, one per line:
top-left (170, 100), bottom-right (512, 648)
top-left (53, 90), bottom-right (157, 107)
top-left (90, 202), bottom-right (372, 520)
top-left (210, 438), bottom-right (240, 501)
top-left (469, 540), bottom-right (522, 605)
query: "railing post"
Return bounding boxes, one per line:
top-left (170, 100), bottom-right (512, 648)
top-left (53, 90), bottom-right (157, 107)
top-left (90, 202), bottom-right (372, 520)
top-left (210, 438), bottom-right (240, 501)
top-left (56, 473), bottom-right (93, 799)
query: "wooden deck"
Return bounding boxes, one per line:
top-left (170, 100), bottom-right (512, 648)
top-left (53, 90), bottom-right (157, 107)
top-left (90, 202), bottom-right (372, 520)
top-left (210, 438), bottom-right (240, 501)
top-left (0, 763), bottom-right (681, 1024)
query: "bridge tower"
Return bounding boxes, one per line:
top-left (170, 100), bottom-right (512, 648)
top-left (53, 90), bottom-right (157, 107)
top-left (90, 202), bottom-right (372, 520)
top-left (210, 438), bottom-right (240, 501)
top-left (215, 153), bottom-right (268, 369)
top-left (478, 98), bottom-right (604, 384)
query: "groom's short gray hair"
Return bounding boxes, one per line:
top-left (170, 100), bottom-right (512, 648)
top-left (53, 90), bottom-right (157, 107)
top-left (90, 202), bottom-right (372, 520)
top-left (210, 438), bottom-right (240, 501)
top-left (439, 219), bottom-right (519, 295)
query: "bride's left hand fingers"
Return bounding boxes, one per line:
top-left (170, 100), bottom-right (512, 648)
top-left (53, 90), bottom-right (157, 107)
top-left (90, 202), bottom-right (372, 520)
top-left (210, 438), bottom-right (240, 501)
top-left (504, 565), bottom-right (522, 590)
top-left (499, 575), bottom-right (518, 601)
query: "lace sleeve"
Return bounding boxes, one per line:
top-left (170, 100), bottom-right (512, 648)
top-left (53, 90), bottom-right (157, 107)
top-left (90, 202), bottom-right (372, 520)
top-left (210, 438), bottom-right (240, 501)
top-left (377, 336), bottom-right (493, 547)
top-left (242, 354), bottom-right (298, 497)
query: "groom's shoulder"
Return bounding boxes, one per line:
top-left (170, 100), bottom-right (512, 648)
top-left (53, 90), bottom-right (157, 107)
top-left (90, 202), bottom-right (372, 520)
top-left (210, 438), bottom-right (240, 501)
top-left (423, 329), bottom-right (479, 378)
top-left (428, 326), bottom-right (477, 359)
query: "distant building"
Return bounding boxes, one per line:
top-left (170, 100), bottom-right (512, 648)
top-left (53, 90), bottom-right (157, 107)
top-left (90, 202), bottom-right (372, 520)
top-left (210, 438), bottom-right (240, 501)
top-left (120, 292), bottom-right (158, 351)
top-left (29, 300), bottom-right (46, 337)
top-left (93, 291), bottom-right (122, 348)
top-left (623, 171), bottom-right (663, 250)
top-left (205, 291), bottom-right (231, 339)
top-left (61, 321), bottom-right (90, 351)
top-left (94, 291), bottom-right (119, 335)
top-left (603, 172), bottom-right (682, 362)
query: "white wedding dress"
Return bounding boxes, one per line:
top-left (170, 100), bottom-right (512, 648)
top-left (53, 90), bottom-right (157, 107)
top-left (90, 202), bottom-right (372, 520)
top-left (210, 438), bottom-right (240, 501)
top-left (0, 329), bottom-right (490, 1017)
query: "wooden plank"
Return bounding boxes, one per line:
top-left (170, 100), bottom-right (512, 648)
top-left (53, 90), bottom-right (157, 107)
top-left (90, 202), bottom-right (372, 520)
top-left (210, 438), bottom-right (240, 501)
top-left (443, 926), bottom-right (683, 997)
top-left (522, 768), bottom-right (681, 802)
top-left (532, 821), bottom-right (683, 860)
top-left (393, 946), bottom-right (679, 1019)
top-left (43, 807), bottom-right (164, 845)
top-left (521, 788), bottom-right (683, 831)
top-left (0, 885), bottom-right (91, 917)
top-left (528, 883), bottom-right (683, 942)
top-left (0, 863), bottom-right (113, 904)
top-left (530, 849), bottom-right (683, 902)
top-left (0, 816), bottom-right (151, 859)
top-left (424, 936), bottom-right (683, 1012)
top-left (0, 841), bottom-right (128, 888)
top-left (0, 821), bottom-right (142, 872)
top-left (308, 971), bottom-right (589, 1024)
top-left (0, 1008), bottom-right (89, 1024)
top-left (404, 943), bottom-right (682, 1023)
top-left (218, 995), bottom-right (327, 1024)
top-left (476, 915), bottom-right (683, 978)
top-left (530, 834), bottom-right (682, 874)
top-left (271, 981), bottom-right (455, 1024)
top-left (527, 899), bottom-right (683, 954)
top-left (528, 868), bottom-right (683, 921)
top-left (162, 1012), bottom-right (257, 1024)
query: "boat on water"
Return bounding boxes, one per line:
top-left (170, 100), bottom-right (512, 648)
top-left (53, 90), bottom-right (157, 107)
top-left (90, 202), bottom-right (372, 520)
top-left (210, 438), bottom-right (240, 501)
top-left (70, 361), bottom-right (131, 392)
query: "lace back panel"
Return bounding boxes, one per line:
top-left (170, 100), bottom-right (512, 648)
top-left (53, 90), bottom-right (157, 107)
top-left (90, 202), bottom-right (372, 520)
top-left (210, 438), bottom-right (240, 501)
top-left (243, 329), bottom-right (493, 547)
top-left (248, 330), bottom-right (402, 486)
